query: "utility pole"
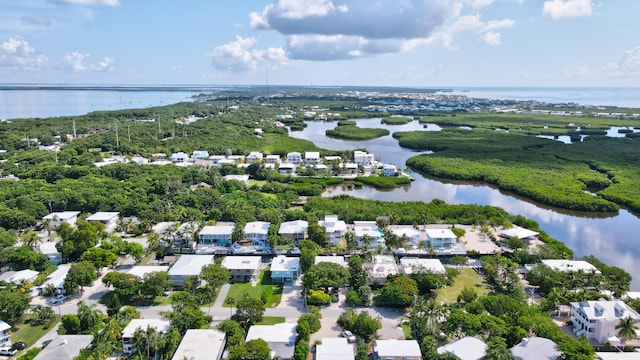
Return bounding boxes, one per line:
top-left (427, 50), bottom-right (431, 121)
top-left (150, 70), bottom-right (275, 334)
top-left (157, 113), bottom-right (161, 138)
top-left (127, 125), bottom-right (131, 142)
top-left (115, 124), bottom-right (119, 146)
top-left (25, 132), bottom-right (30, 148)
top-left (72, 119), bottom-right (77, 139)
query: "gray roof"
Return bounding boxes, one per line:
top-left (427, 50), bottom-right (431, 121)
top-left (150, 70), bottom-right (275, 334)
top-left (511, 337), bottom-right (561, 360)
top-left (437, 337), bottom-right (488, 360)
top-left (33, 335), bottom-right (93, 360)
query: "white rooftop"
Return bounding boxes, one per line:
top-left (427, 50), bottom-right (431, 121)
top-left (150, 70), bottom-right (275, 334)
top-left (437, 337), bottom-right (488, 360)
top-left (0, 269), bottom-right (39, 284)
top-left (171, 329), bottom-right (226, 360)
top-left (389, 226), bottom-right (421, 239)
top-left (354, 221), bottom-right (381, 238)
top-left (541, 259), bottom-right (600, 273)
top-left (221, 256), bottom-right (261, 270)
top-left (305, 152), bottom-right (320, 158)
top-left (244, 221), bottom-right (270, 235)
top-left (369, 255), bottom-right (398, 278)
top-left (0, 320), bottom-right (10, 332)
top-left (500, 226), bottom-right (539, 239)
top-left (33, 335), bottom-right (94, 360)
top-left (316, 338), bottom-right (354, 360)
top-left (510, 337), bottom-right (561, 360)
top-left (270, 256), bottom-right (299, 273)
top-left (315, 256), bottom-right (348, 267)
top-left (42, 211), bottom-right (80, 220)
top-left (425, 228), bottom-right (457, 239)
top-left (319, 216), bottom-right (346, 232)
top-left (122, 319), bottom-right (170, 338)
top-left (85, 211), bottom-right (119, 222)
top-left (167, 255), bottom-right (214, 276)
top-left (278, 220), bottom-right (308, 235)
top-left (246, 323), bottom-right (296, 359)
top-left (43, 264), bottom-right (71, 289)
top-left (400, 258), bottom-right (446, 275)
top-left (127, 266), bottom-right (169, 278)
top-left (374, 339), bottom-right (421, 358)
top-left (199, 225), bottom-right (234, 236)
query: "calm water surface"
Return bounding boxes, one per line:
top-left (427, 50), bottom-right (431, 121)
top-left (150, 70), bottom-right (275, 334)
top-left (290, 118), bottom-right (640, 289)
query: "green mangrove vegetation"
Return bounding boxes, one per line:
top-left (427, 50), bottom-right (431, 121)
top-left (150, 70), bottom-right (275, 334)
top-left (355, 176), bottom-right (411, 189)
top-left (381, 116), bottom-right (412, 125)
top-left (325, 124), bottom-right (390, 140)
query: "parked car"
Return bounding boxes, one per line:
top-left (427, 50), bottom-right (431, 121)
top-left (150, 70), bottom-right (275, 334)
top-left (11, 342), bottom-right (26, 351)
top-left (0, 347), bottom-right (17, 356)
top-left (340, 330), bottom-right (356, 343)
top-left (50, 294), bottom-right (67, 305)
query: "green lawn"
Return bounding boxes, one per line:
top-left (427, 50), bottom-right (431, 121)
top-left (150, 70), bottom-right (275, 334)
top-left (256, 316), bottom-right (285, 325)
top-left (12, 315), bottom-right (60, 347)
top-left (224, 268), bottom-right (283, 308)
top-left (436, 267), bottom-right (490, 304)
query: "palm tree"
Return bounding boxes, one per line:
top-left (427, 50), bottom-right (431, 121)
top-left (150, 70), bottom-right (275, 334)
top-left (616, 316), bottom-right (639, 345)
top-left (21, 230), bottom-right (41, 250)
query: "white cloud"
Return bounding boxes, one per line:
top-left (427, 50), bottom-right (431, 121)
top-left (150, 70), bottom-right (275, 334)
top-left (604, 46), bottom-right (640, 77)
top-left (542, 0), bottom-right (592, 20)
top-left (464, 0), bottom-right (494, 8)
top-left (482, 31), bottom-right (501, 46)
top-left (51, 0), bottom-right (120, 6)
top-left (21, 15), bottom-right (51, 27)
top-left (207, 35), bottom-right (288, 72)
top-left (560, 64), bottom-right (592, 78)
top-left (0, 37), bottom-right (48, 71)
top-left (437, 14), bottom-right (514, 48)
top-left (59, 51), bottom-right (114, 72)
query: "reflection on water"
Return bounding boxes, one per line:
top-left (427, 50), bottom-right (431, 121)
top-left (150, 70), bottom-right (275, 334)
top-left (290, 118), bottom-right (640, 289)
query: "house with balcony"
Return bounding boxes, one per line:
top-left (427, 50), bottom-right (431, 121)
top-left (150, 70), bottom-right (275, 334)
top-left (85, 211), bottom-right (119, 230)
top-left (191, 150), bottom-right (209, 161)
top-left (270, 256), bottom-right (300, 283)
top-left (373, 339), bottom-right (421, 360)
top-left (0, 320), bottom-right (10, 348)
top-left (198, 224), bottom-right (234, 247)
top-left (170, 152), bottom-right (189, 163)
top-left (122, 319), bottom-right (171, 355)
top-left (246, 152), bottom-right (264, 163)
top-left (366, 255), bottom-right (398, 285)
top-left (342, 163), bottom-right (358, 175)
top-left (354, 221), bottom-right (384, 249)
top-left (42, 211), bottom-right (81, 228)
top-left (318, 215), bottom-right (347, 246)
top-left (304, 152), bottom-right (321, 165)
top-left (265, 155), bottom-right (281, 165)
top-left (222, 256), bottom-right (261, 283)
top-left (571, 300), bottom-right (640, 343)
top-left (286, 152), bottom-right (302, 165)
top-left (278, 220), bottom-right (308, 245)
top-left (426, 228), bottom-right (457, 249)
top-left (389, 226), bottom-right (422, 247)
top-left (244, 221), bottom-right (270, 248)
top-left (167, 255), bottom-right (214, 287)
top-left (279, 162), bottom-right (296, 175)
top-left (381, 164), bottom-right (397, 176)
top-left (353, 150), bottom-right (375, 167)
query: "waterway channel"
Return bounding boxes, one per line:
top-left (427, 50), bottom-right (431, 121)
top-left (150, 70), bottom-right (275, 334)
top-left (288, 118), bottom-right (640, 289)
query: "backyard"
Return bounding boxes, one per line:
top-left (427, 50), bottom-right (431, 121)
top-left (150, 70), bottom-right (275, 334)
top-left (436, 267), bottom-right (489, 303)
top-left (224, 268), bottom-right (283, 308)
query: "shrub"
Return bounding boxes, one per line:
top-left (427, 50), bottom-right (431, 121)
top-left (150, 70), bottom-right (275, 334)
top-left (307, 289), bottom-right (331, 305)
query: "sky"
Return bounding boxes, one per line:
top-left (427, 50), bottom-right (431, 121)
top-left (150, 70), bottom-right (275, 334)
top-left (0, 0), bottom-right (639, 87)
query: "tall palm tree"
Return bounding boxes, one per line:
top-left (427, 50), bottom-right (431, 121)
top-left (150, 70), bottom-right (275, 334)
top-left (616, 316), bottom-right (639, 345)
top-left (21, 230), bottom-right (41, 250)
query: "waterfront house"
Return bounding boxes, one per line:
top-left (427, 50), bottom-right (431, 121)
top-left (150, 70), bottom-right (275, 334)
top-left (381, 164), bottom-right (397, 176)
top-left (278, 220), bottom-right (308, 245)
top-left (244, 221), bottom-right (270, 247)
top-left (316, 338), bottom-right (354, 360)
top-left (42, 211), bottom-right (81, 228)
top-left (437, 336), bottom-right (488, 360)
top-left (286, 152), bottom-right (302, 165)
top-left (167, 255), bottom-right (214, 287)
top-left (172, 329), bottom-right (226, 360)
top-left (389, 226), bottom-right (422, 247)
top-left (245, 323), bottom-right (297, 360)
top-left (265, 154), bottom-right (281, 165)
top-left (366, 255), bottom-right (398, 285)
top-left (499, 226), bottom-right (539, 242)
top-left (278, 162), bottom-right (297, 175)
top-left (270, 256), bottom-right (300, 283)
top-left (426, 228), bottom-right (457, 249)
top-left (373, 339), bottom-right (421, 360)
top-left (571, 300), bottom-right (640, 343)
top-left (354, 221), bottom-right (383, 248)
top-left (540, 259), bottom-right (601, 274)
top-left (246, 151), bottom-right (264, 163)
top-left (353, 150), bottom-right (375, 167)
top-left (222, 256), bottom-right (261, 283)
top-left (198, 224), bottom-right (234, 247)
top-left (342, 163), bottom-right (358, 174)
top-left (304, 151), bottom-right (321, 165)
top-left (318, 215), bottom-right (347, 246)
top-left (122, 319), bottom-right (170, 355)
top-left (400, 258), bottom-right (446, 275)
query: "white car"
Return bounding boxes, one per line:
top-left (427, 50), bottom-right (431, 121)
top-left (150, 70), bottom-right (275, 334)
top-left (50, 294), bottom-right (67, 305)
top-left (0, 347), bottom-right (17, 356)
top-left (340, 330), bottom-right (356, 343)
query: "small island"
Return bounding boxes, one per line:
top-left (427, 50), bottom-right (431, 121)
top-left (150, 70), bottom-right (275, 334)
top-left (381, 116), bottom-right (412, 125)
top-left (326, 123), bottom-right (390, 140)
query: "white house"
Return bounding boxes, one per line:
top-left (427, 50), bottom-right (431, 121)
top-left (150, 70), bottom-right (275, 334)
top-left (246, 151), bottom-right (264, 163)
top-left (33, 335), bottom-right (94, 360)
top-left (354, 221), bottom-right (384, 248)
top-left (381, 164), bottom-right (397, 176)
top-left (400, 258), bottom-right (446, 275)
top-left (315, 255), bottom-right (349, 268)
top-left (286, 152), bottom-right (302, 165)
top-left (167, 255), bottom-right (214, 287)
top-left (279, 162), bottom-right (297, 175)
top-left (304, 152), bottom-right (321, 165)
top-left (342, 163), bottom-right (358, 174)
top-left (122, 319), bottom-right (171, 354)
top-left (367, 255), bottom-right (398, 285)
top-left (540, 259), bottom-right (601, 274)
top-left (127, 266), bottom-right (169, 279)
top-left (437, 336), bottom-right (488, 360)
top-left (270, 256), bottom-right (300, 283)
top-left (209, 155), bottom-right (226, 165)
top-left (85, 211), bottom-right (119, 230)
top-left (510, 337), bottom-right (561, 360)
top-left (278, 220), bottom-right (308, 245)
top-left (246, 323), bottom-right (297, 360)
top-left (0, 269), bottom-right (39, 285)
top-left (426, 228), bottom-right (458, 249)
top-left (389, 226), bottom-right (422, 246)
top-left (265, 155), bottom-right (281, 165)
top-left (353, 150), bottom-right (375, 167)
top-left (40, 264), bottom-right (70, 294)
top-left (316, 338), bottom-right (354, 360)
top-left (42, 211), bottom-right (81, 228)
top-left (198, 224), bottom-right (234, 247)
top-left (191, 150), bottom-right (209, 161)
top-left (170, 152), bottom-right (189, 163)
top-left (499, 226), bottom-right (539, 242)
top-left (39, 242), bottom-right (61, 264)
top-left (172, 329), bottom-right (226, 360)
top-left (571, 300), bottom-right (640, 343)
top-left (318, 215), bottom-right (347, 246)
top-left (244, 221), bottom-right (270, 247)
top-left (373, 339), bottom-right (421, 360)
top-left (0, 320), bottom-right (10, 348)
top-left (221, 256), bottom-right (262, 283)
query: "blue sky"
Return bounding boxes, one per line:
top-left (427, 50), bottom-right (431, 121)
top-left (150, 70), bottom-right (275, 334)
top-left (0, 0), bottom-right (638, 87)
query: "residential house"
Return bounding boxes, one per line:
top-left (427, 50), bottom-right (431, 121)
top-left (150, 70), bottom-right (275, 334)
top-left (42, 211), bottom-right (81, 228)
top-left (353, 150), bottom-right (375, 167)
top-left (366, 255), bottom-right (398, 285)
top-left (0, 320), bottom-right (10, 348)
top-left (246, 152), bottom-right (264, 163)
top-left (127, 266), bottom-right (169, 279)
top-left (278, 220), bottom-right (308, 245)
top-left (510, 337), bottom-right (561, 360)
top-left (170, 152), bottom-right (189, 163)
top-left (400, 258), bottom-right (446, 275)
top-left (265, 155), bottom-right (281, 165)
top-left (245, 323), bottom-right (297, 360)
top-left (316, 338), bottom-right (354, 360)
top-left (315, 255), bottom-right (349, 268)
top-left (244, 221), bottom-right (270, 247)
top-left (198, 224), bottom-right (234, 247)
top-left (33, 335), bottom-right (94, 360)
top-left (279, 162), bottom-right (297, 175)
top-left (39, 242), bottom-right (61, 264)
top-left (270, 256), bottom-right (300, 283)
top-left (172, 329), bottom-right (226, 360)
top-left (223, 174), bottom-right (250, 185)
top-left (437, 336), bottom-right (488, 360)
top-left (381, 164), bottom-right (397, 176)
top-left (191, 150), bottom-right (209, 161)
top-left (425, 228), bottom-right (457, 249)
top-left (221, 256), bottom-right (261, 283)
top-left (499, 226), bottom-right (539, 242)
top-left (318, 215), bottom-right (347, 246)
top-left (286, 152), bottom-right (302, 165)
top-left (304, 152), bottom-right (321, 165)
top-left (227, 155), bottom-right (245, 163)
top-left (389, 226), bottom-right (422, 247)
top-left (0, 269), bottom-right (39, 285)
top-left (209, 155), bottom-right (226, 165)
top-left (167, 255), bottom-right (214, 287)
top-left (85, 211), bottom-right (119, 230)
top-left (373, 339), bottom-right (421, 360)
top-left (342, 163), bottom-right (358, 174)
top-left (540, 259), bottom-right (601, 274)
top-left (354, 221), bottom-right (384, 248)
top-left (122, 319), bottom-right (171, 355)
top-left (571, 300), bottom-right (640, 343)
top-left (40, 264), bottom-right (70, 294)
top-left (130, 156), bottom-right (149, 165)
